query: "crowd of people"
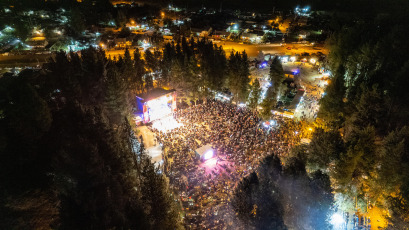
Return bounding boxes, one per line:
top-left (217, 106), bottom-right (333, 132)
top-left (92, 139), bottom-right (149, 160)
top-left (150, 99), bottom-right (305, 229)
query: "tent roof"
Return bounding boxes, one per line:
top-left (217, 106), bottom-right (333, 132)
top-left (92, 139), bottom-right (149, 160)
top-left (136, 88), bottom-right (175, 102)
top-left (195, 144), bottom-right (214, 157)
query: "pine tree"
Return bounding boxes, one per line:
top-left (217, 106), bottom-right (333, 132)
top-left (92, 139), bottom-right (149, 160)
top-left (318, 65), bottom-right (346, 126)
top-left (144, 49), bottom-right (155, 91)
top-left (238, 51), bottom-right (250, 102)
top-left (248, 79), bottom-right (261, 110)
top-left (227, 51), bottom-right (241, 102)
top-left (139, 155), bottom-right (183, 230)
top-left (269, 56), bottom-right (285, 99)
top-left (104, 63), bottom-right (130, 125)
top-left (161, 43), bottom-right (175, 86)
top-left (133, 49), bottom-right (145, 94)
top-left (260, 86), bottom-right (276, 119)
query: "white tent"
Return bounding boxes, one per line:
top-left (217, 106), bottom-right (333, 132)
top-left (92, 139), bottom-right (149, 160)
top-left (195, 144), bottom-right (215, 160)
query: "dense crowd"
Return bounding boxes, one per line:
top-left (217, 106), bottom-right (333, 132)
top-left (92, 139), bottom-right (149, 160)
top-left (150, 100), bottom-right (304, 229)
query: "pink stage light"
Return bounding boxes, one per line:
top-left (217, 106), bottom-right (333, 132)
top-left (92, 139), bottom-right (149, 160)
top-left (204, 158), bottom-right (217, 168)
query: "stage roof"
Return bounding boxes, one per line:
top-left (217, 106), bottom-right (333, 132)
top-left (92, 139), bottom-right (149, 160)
top-left (136, 88), bottom-right (175, 102)
top-left (195, 144), bottom-right (214, 157)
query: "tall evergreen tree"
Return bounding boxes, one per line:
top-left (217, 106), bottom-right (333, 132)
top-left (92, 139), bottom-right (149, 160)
top-left (318, 65), bottom-right (346, 127)
top-left (248, 79), bottom-right (261, 110)
top-left (104, 63), bottom-right (130, 125)
top-left (260, 86), bottom-right (276, 119)
top-left (144, 49), bottom-right (155, 91)
top-left (133, 49), bottom-right (146, 94)
top-left (239, 51), bottom-right (250, 102)
top-left (228, 51), bottom-right (250, 102)
top-left (269, 56), bottom-right (285, 100)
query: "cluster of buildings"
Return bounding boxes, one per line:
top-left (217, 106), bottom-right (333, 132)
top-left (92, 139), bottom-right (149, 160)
top-left (0, 0), bottom-right (331, 61)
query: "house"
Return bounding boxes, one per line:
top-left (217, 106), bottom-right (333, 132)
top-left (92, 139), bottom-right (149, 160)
top-left (114, 37), bottom-right (132, 48)
top-left (200, 30), bottom-right (209, 38)
top-left (241, 33), bottom-right (257, 41)
top-left (163, 35), bottom-right (173, 43)
top-left (297, 17), bottom-right (309, 26)
top-left (241, 31), bottom-right (264, 43)
top-left (211, 31), bottom-right (230, 40)
top-left (191, 27), bottom-right (211, 38)
top-left (26, 37), bottom-right (48, 49)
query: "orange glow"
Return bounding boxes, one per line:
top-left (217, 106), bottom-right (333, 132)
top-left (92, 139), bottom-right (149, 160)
top-left (367, 205), bottom-right (388, 229)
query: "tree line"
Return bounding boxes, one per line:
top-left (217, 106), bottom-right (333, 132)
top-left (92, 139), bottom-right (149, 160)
top-left (0, 47), bottom-right (183, 229)
top-left (231, 6), bottom-right (409, 230)
top-left (112, 38), bottom-right (253, 105)
top-left (297, 10), bottom-right (409, 229)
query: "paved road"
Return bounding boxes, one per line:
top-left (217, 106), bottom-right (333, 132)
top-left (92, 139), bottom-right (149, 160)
top-left (218, 41), bottom-right (327, 58)
top-left (0, 41), bottom-right (327, 68)
top-left (0, 53), bottom-right (51, 68)
top-left (105, 42), bottom-right (327, 59)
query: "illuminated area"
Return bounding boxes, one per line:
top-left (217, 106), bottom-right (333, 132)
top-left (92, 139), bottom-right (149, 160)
top-left (152, 115), bottom-right (183, 132)
top-left (330, 213), bottom-right (345, 229)
top-left (203, 150), bottom-right (214, 160)
top-left (146, 94), bottom-right (173, 121)
top-left (135, 88), bottom-right (177, 123)
top-left (203, 158), bottom-right (217, 168)
top-left (196, 145), bottom-right (216, 161)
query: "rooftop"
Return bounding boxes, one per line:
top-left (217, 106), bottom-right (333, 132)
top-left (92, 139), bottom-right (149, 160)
top-left (136, 88), bottom-right (175, 102)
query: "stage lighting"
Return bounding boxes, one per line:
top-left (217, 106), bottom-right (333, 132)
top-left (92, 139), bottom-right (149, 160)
top-left (203, 150), bottom-right (214, 160)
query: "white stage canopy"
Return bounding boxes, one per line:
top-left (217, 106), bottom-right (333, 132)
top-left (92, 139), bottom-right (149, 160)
top-left (195, 144), bottom-right (215, 160)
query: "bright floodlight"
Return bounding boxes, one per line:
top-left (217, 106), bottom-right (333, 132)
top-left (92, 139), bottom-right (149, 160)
top-left (330, 213), bottom-right (344, 226)
top-left (203, 150), bottom-right (214, 160)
